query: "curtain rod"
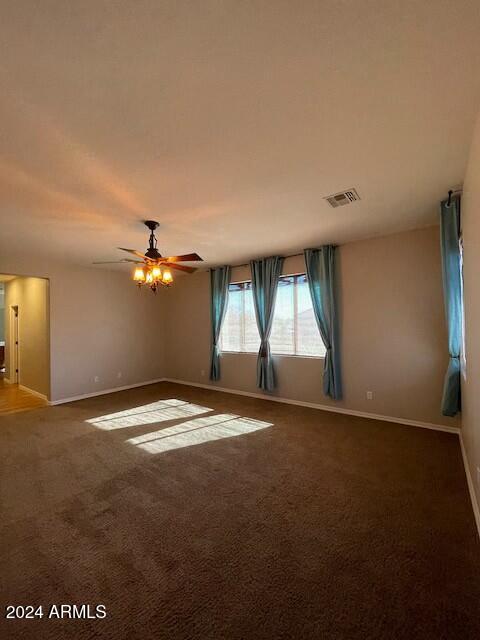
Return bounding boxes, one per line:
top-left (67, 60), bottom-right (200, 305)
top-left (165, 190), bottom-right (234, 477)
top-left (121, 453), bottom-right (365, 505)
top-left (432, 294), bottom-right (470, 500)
top-left (206, 251), bottom-right (306, 271)
top-left (447, 186), bottom-right (463, 207)
top-left (205, 188), bottom-right (458, 271)
top-left (206, 246), bottom-right (344, 271)
top-left (231, 251), bottom-right (305, 270)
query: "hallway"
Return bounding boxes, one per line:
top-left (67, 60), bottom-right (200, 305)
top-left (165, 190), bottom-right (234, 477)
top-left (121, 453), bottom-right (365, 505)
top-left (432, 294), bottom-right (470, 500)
top-left (0, 377), bottom-right (47, 416)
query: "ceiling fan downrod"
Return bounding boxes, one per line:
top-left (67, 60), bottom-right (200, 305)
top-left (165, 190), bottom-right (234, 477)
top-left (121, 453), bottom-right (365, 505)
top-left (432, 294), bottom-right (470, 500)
top-left (144, 220), bottom-right (161, 260)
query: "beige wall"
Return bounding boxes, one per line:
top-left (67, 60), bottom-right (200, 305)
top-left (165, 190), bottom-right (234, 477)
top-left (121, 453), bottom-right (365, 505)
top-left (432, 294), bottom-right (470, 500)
top-left (0, 253), bottom-right (167, 402)
top-left (164, 226), bottom-right (458, 428)
top-left (4, 277), bottom-right (50, 397)
top-left (461, 112), bottom-right (480, 512)
top-left (0, 225), bottom-right (456, 429)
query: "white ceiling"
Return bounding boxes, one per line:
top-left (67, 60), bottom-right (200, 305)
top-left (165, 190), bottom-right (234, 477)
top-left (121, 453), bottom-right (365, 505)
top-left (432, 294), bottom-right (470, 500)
top-left (1, 1), bottom-right (480, 270)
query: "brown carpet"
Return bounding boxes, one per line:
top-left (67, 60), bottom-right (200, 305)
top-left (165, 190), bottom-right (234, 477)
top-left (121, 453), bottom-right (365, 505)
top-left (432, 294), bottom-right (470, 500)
top-left (0, 381), bottom-right (478, 640)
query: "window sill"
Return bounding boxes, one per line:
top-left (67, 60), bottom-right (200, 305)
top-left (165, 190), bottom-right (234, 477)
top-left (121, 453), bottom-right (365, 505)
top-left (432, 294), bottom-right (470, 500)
top-left (221, 351), bottom-right (325, 361)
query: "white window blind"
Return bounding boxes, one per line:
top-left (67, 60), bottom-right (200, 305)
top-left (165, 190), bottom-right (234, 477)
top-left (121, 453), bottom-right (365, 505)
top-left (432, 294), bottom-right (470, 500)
top-left (220, 282), bottom-right (260, 353)
top-left (220, 275), bottom-right (326, 358)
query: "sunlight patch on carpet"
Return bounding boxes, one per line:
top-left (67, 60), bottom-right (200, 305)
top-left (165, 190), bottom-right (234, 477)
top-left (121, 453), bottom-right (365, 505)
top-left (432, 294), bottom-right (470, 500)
top-left (126, 413), bottom-right (273, 454)
top-left (86, 399), bottom-right (212, 430)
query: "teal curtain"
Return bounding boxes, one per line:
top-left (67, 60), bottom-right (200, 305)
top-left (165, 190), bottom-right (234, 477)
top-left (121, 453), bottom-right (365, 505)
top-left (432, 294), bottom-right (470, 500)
top-left (250, 256), bottom-right (284, 391)
top-left (440, 197), bottom-right (462, 416)
top-left (304, 246), bottom-right (342, 400)
top-left (209, 266), bottom-right (231, 381)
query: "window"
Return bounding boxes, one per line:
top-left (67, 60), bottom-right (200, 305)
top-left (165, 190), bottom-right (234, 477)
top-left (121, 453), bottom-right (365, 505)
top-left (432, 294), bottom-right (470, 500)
top-left (221, 282), bottom-right (260, 353)
top-left (220, 275), bottom-right (326, 357)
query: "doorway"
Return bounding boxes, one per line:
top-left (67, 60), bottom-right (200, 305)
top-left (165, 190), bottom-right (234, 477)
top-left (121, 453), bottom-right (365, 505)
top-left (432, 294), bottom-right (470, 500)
top-left (0, 283), bottom-right (4, 376)
top-left (10, 305), bottom-right (19, 384)
top-left (0, 274), bottom-right (49, 415)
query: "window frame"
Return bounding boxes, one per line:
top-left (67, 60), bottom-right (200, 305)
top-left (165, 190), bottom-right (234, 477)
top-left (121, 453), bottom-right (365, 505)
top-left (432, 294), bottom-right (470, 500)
top-left (220, 273), bottom-right (325, 359)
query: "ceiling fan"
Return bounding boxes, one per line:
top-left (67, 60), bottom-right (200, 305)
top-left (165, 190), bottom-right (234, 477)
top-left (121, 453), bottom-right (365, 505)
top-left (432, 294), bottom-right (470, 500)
top-left (93, 220), bottom-right (203, 292)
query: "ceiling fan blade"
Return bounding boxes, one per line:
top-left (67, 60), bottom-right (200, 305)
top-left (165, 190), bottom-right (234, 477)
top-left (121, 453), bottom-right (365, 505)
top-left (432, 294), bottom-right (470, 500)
top-left (163, 252), bottom-right (203, 263)
top-left (118, 247), bottom-right (148, 260)
top-left (161, 262), bottom-right (197, 274)
top-left (92, 259), bottom-right (143, 264)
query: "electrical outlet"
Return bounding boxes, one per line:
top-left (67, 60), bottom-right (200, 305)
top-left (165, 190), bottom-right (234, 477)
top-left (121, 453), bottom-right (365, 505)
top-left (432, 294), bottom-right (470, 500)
top-left (200, 369), bottom-right (205, 377)
top-left (117, 371), bottom-right (122, 379)
top-left (94, 376), bottom-right (100, 383)
top-left (366, 391), bottom-right (373, 400)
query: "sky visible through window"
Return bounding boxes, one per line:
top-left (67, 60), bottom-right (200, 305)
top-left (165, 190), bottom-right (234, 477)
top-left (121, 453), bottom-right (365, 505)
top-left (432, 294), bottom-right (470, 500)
top-left (221, 274), bottom-right (326, 357)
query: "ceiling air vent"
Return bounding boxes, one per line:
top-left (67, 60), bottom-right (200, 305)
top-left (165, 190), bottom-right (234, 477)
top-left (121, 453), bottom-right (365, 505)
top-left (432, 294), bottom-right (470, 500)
top-left (325, 188), bottom-right (360, 208)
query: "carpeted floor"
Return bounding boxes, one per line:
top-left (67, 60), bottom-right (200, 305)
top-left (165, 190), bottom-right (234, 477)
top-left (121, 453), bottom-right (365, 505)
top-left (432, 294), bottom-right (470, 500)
top-left (0, 381), bottom-right (479, 640)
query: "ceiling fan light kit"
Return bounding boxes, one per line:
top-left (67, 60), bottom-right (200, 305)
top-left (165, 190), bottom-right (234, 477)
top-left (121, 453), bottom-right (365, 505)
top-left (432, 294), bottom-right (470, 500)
top-left (134, 265), bottom-right (173, 293)
top-left (94, 220), bottom-right (203, 293)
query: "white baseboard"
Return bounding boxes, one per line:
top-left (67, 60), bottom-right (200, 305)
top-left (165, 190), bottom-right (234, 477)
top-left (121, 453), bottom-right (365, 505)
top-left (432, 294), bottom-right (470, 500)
top-left (18, 384), bottom-right (48, 401)
top-left (459, 432), bottom-right (480, 539)
top-left (48, 375), bottom-right (478, 539)
top-left (50, 375), bottom-right (460, 433)
top-left (49, 378), bottom-right (166, 405)
top-left (165, 378), bottom-right (480, 538)
top-left (163, 378), bottom-right (460, 434)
